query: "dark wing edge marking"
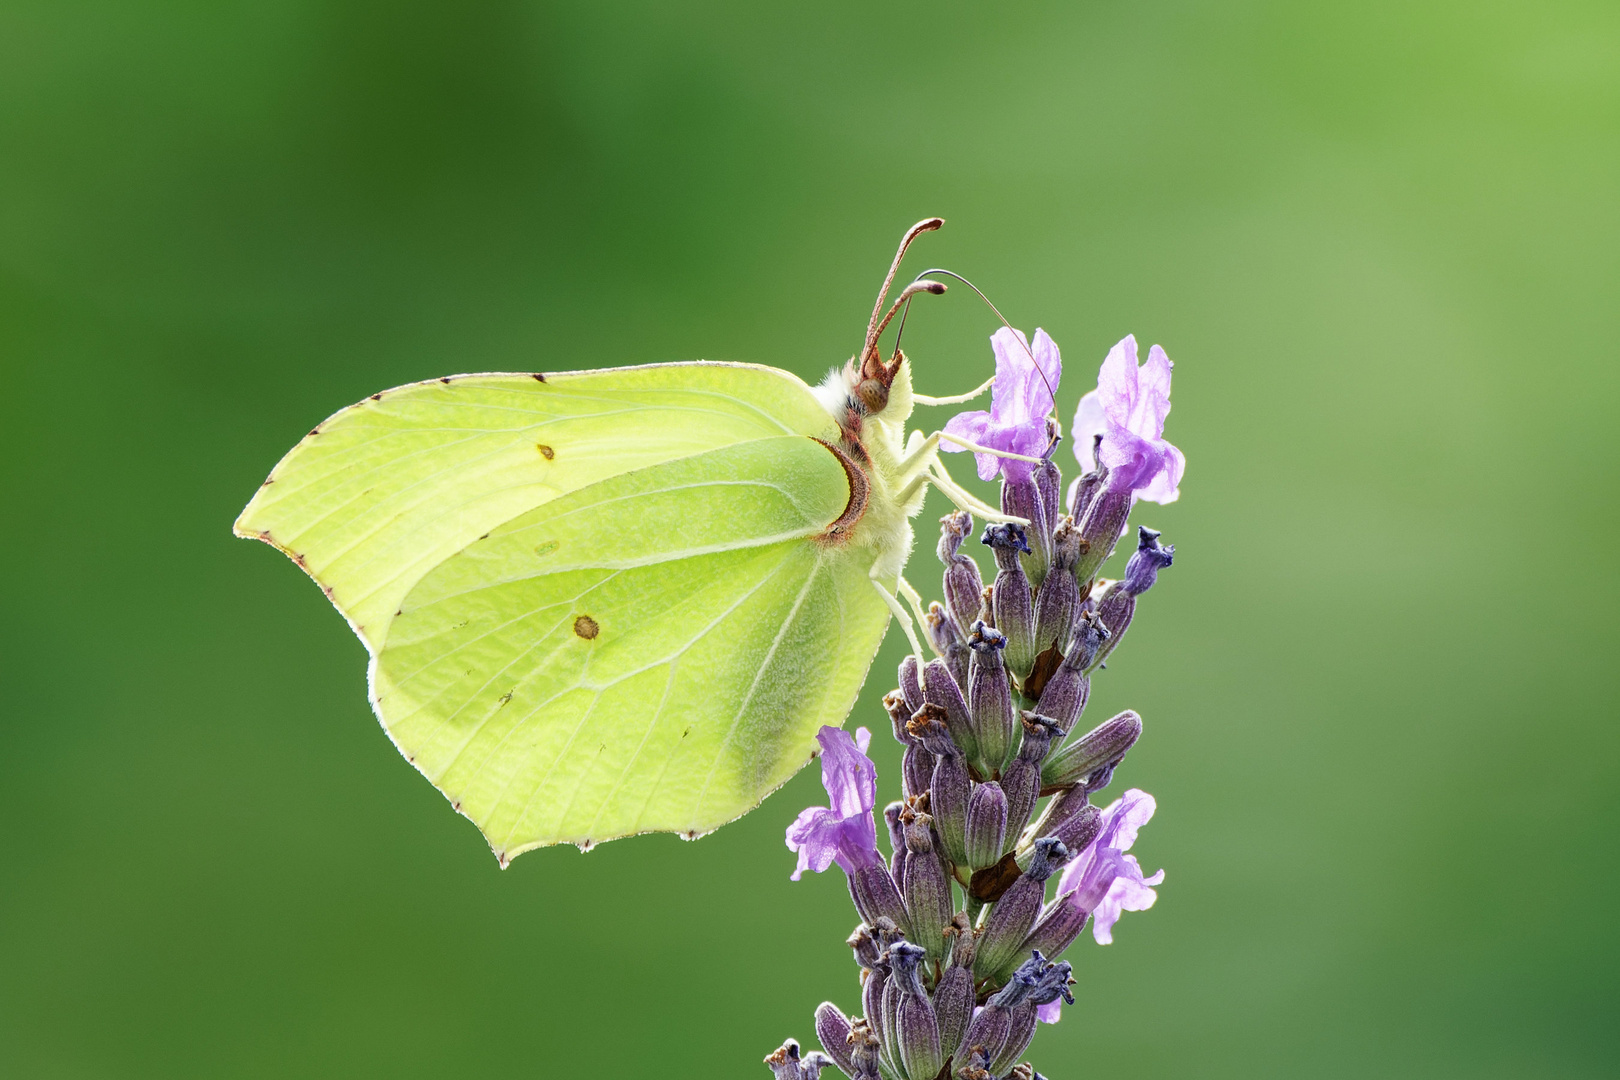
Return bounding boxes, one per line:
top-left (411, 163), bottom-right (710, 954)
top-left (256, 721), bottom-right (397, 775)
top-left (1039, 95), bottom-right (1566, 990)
top-left (812, 438), bottom-right (870, 543)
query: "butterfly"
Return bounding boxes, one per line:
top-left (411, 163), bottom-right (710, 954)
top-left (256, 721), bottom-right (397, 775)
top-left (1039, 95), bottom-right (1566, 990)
top-left (234, 219), bottom-right (1039, 864)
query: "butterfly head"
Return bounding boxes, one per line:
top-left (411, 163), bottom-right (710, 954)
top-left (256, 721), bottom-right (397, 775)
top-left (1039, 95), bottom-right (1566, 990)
top-left (815, 219), bottom-right (949, 441)
top-left (816, 347), bottom-right (917, 447)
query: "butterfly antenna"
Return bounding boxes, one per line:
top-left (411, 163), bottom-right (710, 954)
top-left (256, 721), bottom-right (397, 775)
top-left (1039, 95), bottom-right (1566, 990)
top-left (891, 294), bottom-right (916, 358)
top-left (910, 267), bottom-right (1058, 420)
top-left (863, 218), bottom-right (945, 364)
top-left (873, 279), bottom-right (947, 347)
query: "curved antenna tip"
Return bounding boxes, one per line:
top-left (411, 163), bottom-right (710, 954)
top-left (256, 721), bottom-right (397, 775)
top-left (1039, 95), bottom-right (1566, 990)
top-left (863, 219), bottom-right (948, 363)
top-left (912, 267), bottom-right (1060, 420)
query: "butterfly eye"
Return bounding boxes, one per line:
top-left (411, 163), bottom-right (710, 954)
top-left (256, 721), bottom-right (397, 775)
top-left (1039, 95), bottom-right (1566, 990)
top-left (856, 378), bottom-right (889, 413)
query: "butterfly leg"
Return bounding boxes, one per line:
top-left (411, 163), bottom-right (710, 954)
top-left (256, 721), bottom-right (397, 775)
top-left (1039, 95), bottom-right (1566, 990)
top-left (895, 429), bottom-right (1045, 480)
top-left (896, 575), bottom-right (933, 636)
top-left (893, 464), bottom-right (1023, 524)
top-left (869, 569), bottom-right (929, 673)
top-left (912, 375), bottom-right (994, 407)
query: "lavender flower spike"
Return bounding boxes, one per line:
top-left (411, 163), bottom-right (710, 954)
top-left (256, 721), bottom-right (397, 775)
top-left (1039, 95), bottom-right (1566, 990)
top-left (786, 727), bottom-right (883, 880)
top-left (1070, 335), bottom-right (1184, 508)
top-left (942, 327), bottom-right (1062, 483)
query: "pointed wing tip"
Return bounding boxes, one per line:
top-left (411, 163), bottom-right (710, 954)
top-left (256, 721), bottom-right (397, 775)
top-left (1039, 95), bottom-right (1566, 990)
top-left (232, 483), bottom-right (279, 539)
top-left (232, 503), bottom-right (281, 547)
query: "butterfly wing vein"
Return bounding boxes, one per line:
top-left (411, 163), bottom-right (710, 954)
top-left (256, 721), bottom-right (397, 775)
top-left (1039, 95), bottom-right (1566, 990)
top-left (371, 436), bottom-right (891, 855)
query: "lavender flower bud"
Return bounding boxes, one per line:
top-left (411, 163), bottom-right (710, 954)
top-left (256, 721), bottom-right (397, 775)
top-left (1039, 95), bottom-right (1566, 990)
top-left (847, 1019), bottom-right (881, 1080)
top-left (906, 704), bottom-right (956, 757)
top-left (924, 601), bottom-right (971, 690)
top-left (1024, 791), bottom-right (1101, 860)
top-left (1036, 457), bottom-right (1063, 547)
top-left (902, 742), bottom-right (934, 803)
top-left (883, 692), bottom-right (913, 747)
top-left (942, 918), bottom-right (980, 1063)
top-left (1089, 581), bottom-right (1132, 671)
top-left (1001, 714), bottom-right (1063, 840)
top-left (1076, 589), bottom-right (1096, 629)
top-left (885, 937), bottom-right (929, 994)
top-left (1021, 890), bottom-right (1091, 959)
top-left (861, 962), bottom-right (888, 1066)
top-left (1017, 712), bottom-right (1064, 763)
top-left (801, 1052), bottom-right (833, 1080)
top-left (981, 524), bottom-right (1029, 560)
top-left (987, 953), bottom-right (1074, 1075)
top-left (956, 1046), bottom-right (995, 1080)
top-left (764, 1039), bottom-right (833, 1080)
top-left (1041, 710), bottom-right (1143, 793)
top-left (881, 982), bottom-right (902, 1078)
top-left (992, 1008), bottom-right (1038, 1078)
top-left (1033, 611), bottom-right (1108, 734)
top-left (938, 511), bottom-right (985, 638)
top-left (864, 936), bottom-right (898, 1077)
top-left (846, 923), bottom-right (882, 970)
top-left (975, 838), bottom-right (1069, 980)
top-left (1001, 475), bottom-right (1051, 587)
top-left (967, 621), bottom-right (1016, 774)
top-left (933, 964), bottom-right (975, 1066)
top-left (1088, 527), bottom-right (1174, 672)
top-left (813, 1003), bottom-right (857, 1079)
top-left (944, 911), bottom-right (977, 969)
top-left (981, 525), bottom-right (1037, 678)
top-left (909, 706), bottom-right (970, 866)
top-left (884, 942), bottom-right (943, 1080)
top-left (900, 801), bottom-right (951, 960)
top-left (1032, 517), bottom-right (1081, 658)
top-left (848, 862), bottom-right (910, 937)
top-left (961, 1009), bottom-right (1011, 1072)
top-left (898, 656), bottom-right (925, 716)
top-left (1068, 436), bottom-right (1107, 523)
top-left (1024, 951), bottom-right (1077, 1009)
top-left (1123, 525), bottom-right (1174, 593)
top-left (922, 658), bottom-right (979, 765)
top-left (963, 781), bottom-right (1009, 870)
top-left (1072, 485), bottom-right (1131, 586)
top-left (884, 801), bottom-right (907, 880)
top-left (900, 800), bottom-right (931, 857)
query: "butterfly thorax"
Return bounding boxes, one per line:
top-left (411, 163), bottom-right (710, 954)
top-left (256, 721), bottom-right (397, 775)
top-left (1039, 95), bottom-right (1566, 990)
top-left (814, 354), bottom-right (925, 583)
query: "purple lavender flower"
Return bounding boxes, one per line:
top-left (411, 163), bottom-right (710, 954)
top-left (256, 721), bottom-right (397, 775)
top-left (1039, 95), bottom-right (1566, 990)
top-left (1060, 788), bottom-right (1163, 943)
top-left (786, 726), bottom-right (884, 879)
top-left (1070, 335), bottom-right (1185, 508)
top-left (1035, 789), bottom-right (1164, 1024)
top-left (942, 327), bottom-right (1061, 483)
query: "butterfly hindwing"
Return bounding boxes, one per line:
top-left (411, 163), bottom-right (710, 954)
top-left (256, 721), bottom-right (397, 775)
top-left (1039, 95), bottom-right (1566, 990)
top-left (372, 436), bottom-right (891, 857)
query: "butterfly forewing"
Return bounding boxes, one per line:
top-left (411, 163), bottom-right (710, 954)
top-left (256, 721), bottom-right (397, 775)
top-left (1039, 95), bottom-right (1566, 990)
top-left (234, 363), bottom-right (841, 650)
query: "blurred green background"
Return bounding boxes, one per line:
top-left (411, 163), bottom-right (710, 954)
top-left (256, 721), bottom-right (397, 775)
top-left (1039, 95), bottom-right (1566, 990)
top-left (2, 1), bottom-right (1616, 1076)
